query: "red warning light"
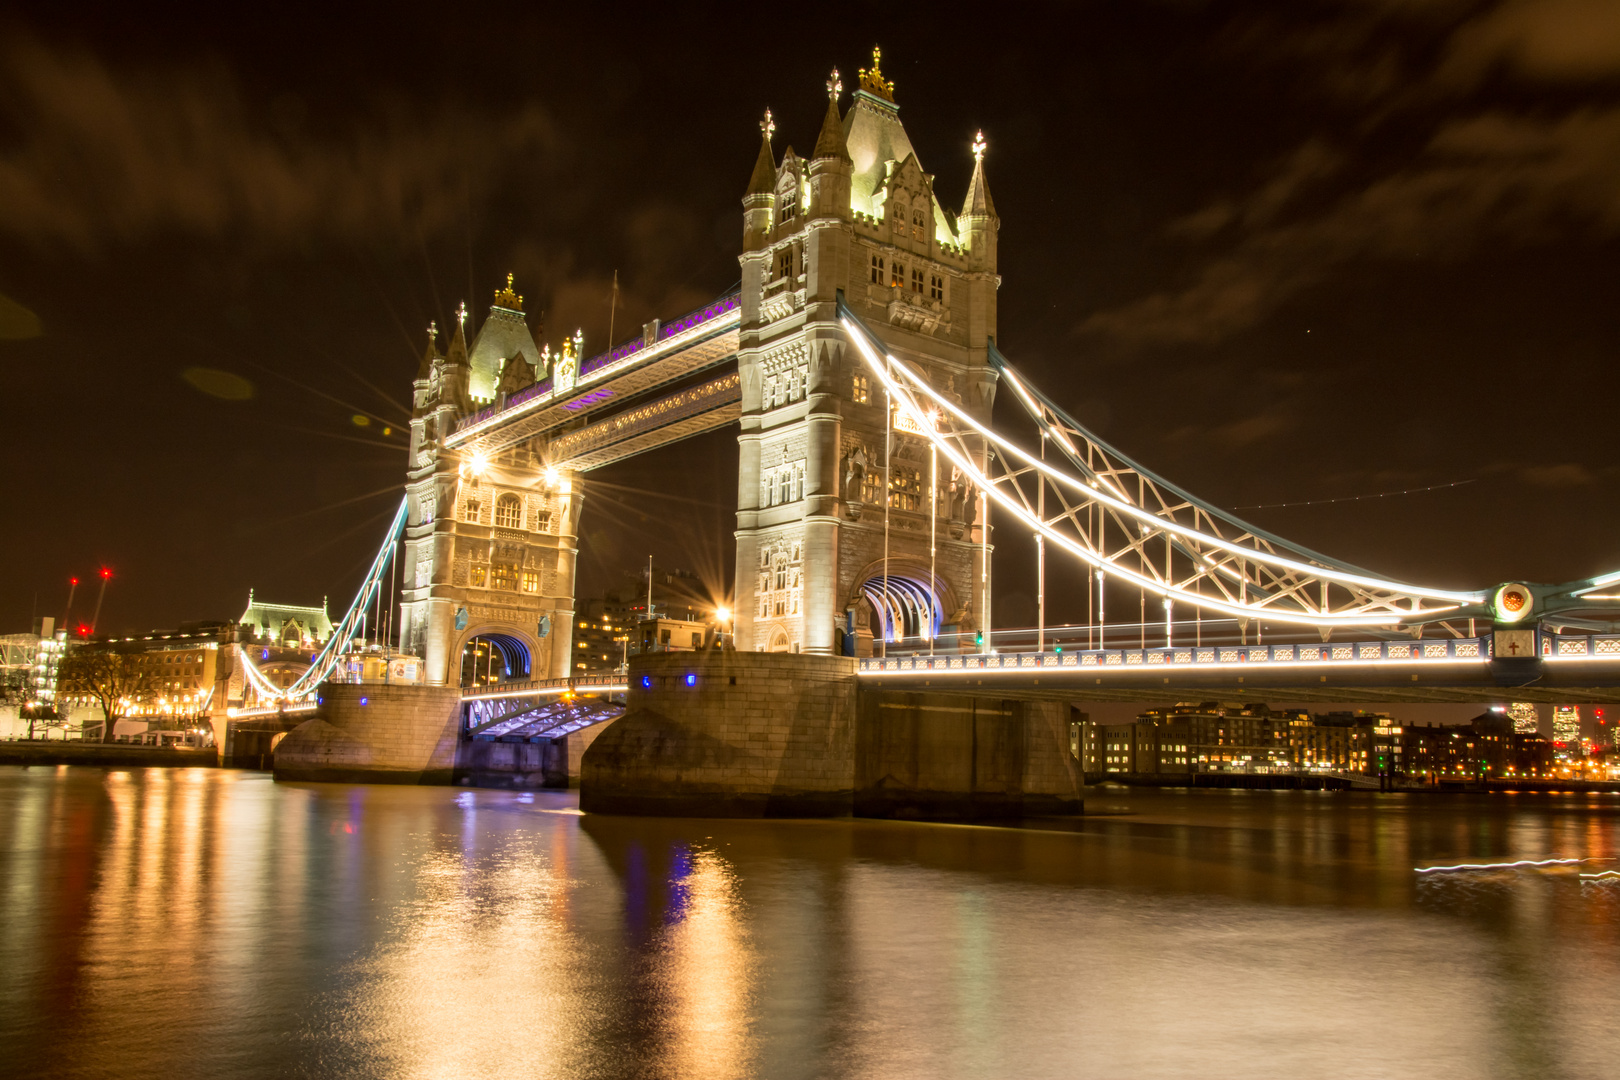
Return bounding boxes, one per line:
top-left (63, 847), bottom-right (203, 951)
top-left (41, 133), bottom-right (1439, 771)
top-left (76, 623), bottom-right (90, 637)
top-left (100, 567), bottom-right (112, 580)
top-left (70, 577), bottom-right (79, 586)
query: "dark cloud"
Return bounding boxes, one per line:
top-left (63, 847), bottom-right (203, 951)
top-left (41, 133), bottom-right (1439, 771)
top-left (1083, 2), bottom-right (1620, 348)
top-left (1439, 0), bottom-right (1620, 85)
top-left (0, 36), bottom-right (558, 253)
top-left (1083, 105), bottom-right (1620, 346)
top-left (1518, 462), bottom-right (1602, 487)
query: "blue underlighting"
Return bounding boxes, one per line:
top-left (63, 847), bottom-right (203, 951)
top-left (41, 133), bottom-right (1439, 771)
top-left (685, 673), bottom-right (697, 687)
top-left (262, 649), bottom-right (270, 660)
top-left (641, 675), bottom-right (652, 689)
top-left (359, 697), bottom-right (368, 706)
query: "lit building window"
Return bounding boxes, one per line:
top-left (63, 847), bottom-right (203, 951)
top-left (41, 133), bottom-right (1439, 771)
top-left (888, 466), bottom-right (922, 511)
top-left (495, 494), bottom-right (523, 529)
top-left (470, 565), bottom-right (487, 588)
top-left (891, 261), bottom-right (904, 288)
top-left (522, 571), bottom-right (539, 593)
top-left (852, 374), bottom-right (870, 404)
top-left (492, 564), bottom-right (518, 591)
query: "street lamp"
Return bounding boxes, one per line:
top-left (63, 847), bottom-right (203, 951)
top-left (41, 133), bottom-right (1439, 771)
top-left (716, 607), bottom-right (732, 648)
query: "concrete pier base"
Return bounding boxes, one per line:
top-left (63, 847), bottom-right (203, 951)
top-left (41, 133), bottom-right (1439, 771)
top-left (273, 683), bottom-right (462, 784)
top-left (580, 652), bottom-right (1084, 818)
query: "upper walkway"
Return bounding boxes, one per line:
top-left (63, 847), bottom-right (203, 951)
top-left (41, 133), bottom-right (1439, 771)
top-left (447, 291), bottom-right (741, 465)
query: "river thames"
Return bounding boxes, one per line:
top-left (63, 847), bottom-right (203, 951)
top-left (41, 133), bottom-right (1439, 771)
top-left (2, 766), bottom-right (1618, 1079)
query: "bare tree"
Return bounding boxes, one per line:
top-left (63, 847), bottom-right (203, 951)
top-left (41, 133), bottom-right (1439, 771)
top-left (57, 645), bottom-right (147, 743)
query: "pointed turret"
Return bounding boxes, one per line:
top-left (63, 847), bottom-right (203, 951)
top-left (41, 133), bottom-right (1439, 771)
top-left (808, 68), bottom-right (854, 227)
top-left (813, 84), bottom-right (849, 162)
top-left (962, 134), bottom-right (996, 220)
top-left (746, 109), bottom-right (778, 196)
top-left (416, 320), bottom-right (440, 381)
top-left (743, 109), bottom-right (779, 253)
top-left (960, 131), bottom-right (999, 270)
top-left (446, 301), bottom-right (469, 367)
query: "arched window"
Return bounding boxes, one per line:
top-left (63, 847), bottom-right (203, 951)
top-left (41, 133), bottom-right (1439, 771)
top-left (495, 494), bottom-right (523, 529)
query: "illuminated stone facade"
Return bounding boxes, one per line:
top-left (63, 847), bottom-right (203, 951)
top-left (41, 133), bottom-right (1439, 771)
top-left (734, 53), bottom-right (999, 654)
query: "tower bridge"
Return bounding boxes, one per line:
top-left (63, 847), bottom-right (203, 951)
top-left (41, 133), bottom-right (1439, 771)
top-left (263, 50), bottom-right (1620, 809)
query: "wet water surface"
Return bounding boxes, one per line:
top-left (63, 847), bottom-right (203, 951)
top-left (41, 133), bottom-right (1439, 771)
top-left (3, 766), bottom-right (1619, 1079)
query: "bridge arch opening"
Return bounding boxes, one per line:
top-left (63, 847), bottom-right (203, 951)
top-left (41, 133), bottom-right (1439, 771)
top-left (459, 633), bottom-right (532, 689)
top-left (857, 570), bottom-right (947, 647)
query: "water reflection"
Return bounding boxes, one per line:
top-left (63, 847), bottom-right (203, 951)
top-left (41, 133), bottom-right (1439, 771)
top-left (3, 770), bottom-right (1620, 1079)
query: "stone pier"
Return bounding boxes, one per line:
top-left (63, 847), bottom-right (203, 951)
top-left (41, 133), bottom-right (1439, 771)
top-left (580, 651), bottom-right (1084, 818)
top-left (272, 683), bottom-right (463, 784)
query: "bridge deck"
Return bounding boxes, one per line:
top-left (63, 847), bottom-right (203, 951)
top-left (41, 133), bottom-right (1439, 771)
top-left (858, 635), bottom-right (1620, 703)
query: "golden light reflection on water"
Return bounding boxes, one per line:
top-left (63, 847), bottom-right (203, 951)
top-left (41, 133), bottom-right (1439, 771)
top-left (5, 772), bottom-right (1620, 1079)
top-left (653, 847), bottom-right (757, 1079)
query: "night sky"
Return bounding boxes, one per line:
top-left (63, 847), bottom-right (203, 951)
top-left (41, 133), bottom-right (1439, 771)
top-left (4, 0), bottom-right (1620, 669)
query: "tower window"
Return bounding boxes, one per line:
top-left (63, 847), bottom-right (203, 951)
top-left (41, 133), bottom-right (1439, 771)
top-left (888, 466), bottom-right (922, 512)
top-left (929, 275), bottom-right (944, 301)
top-left (462, 497), bottom-right (481, 522)
top-left (911, 268), bottom-right (924, 294)
top-left (852, 374), bottom-right (870, 404)
top-left (521, 570), bottom-right (539, 593)
top-left (891, 261), bottom-right (904, 288)
top-left (491, 564), bottom-right (518, 592)
top-left (470, 565), bottom-right (487, 588)
top-left (495, 494), bottom-right (522, 529)
top-left (870, 254), bottom-right (884, 284)
top-left (776, 247), bottom-right (794, 280)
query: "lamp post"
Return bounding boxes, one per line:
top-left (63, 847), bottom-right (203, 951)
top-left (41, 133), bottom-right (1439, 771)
top-left (716, 607), bottom-right (732, 649)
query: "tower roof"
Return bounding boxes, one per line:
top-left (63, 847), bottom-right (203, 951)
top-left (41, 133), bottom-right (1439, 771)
top-left (843, 47), bottom-right (919, 216)
top-left (467, 274), bottom-right (542, 401)
top-left (746, 109), bottom-right (777, 196)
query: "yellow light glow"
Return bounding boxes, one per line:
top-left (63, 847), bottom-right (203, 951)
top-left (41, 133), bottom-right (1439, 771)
top-left (716, 607), bottom-right (732, 623)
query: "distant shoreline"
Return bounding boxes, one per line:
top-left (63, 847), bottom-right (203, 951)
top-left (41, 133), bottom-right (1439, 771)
top-left (0, 742), bottom-right (218, 768)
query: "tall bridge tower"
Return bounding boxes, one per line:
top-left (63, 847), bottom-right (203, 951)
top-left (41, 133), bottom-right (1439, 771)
top-left (400, 280), bottom-right (581, 687)
top-left (735, 51), bottom-right (1000, 655)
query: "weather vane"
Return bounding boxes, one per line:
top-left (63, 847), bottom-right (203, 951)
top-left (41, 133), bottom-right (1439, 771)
top-left (827, 68), bottom-right (842, 102)
top-left (972, 131), bottom-right (987, 163)
top-left (761, 108), bottom-right (775, 141)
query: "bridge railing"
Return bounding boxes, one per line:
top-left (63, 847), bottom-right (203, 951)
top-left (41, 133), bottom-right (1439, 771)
top-left (858, 637), bottom-right (1496, 675)
top-left (460, 673), bottom-right (628, 701)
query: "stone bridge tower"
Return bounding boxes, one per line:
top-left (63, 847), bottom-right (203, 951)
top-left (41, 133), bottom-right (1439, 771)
top-left (399, 280), bottom-right (582, 686)
top-left (735, 49), bottom-right (999, 655)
